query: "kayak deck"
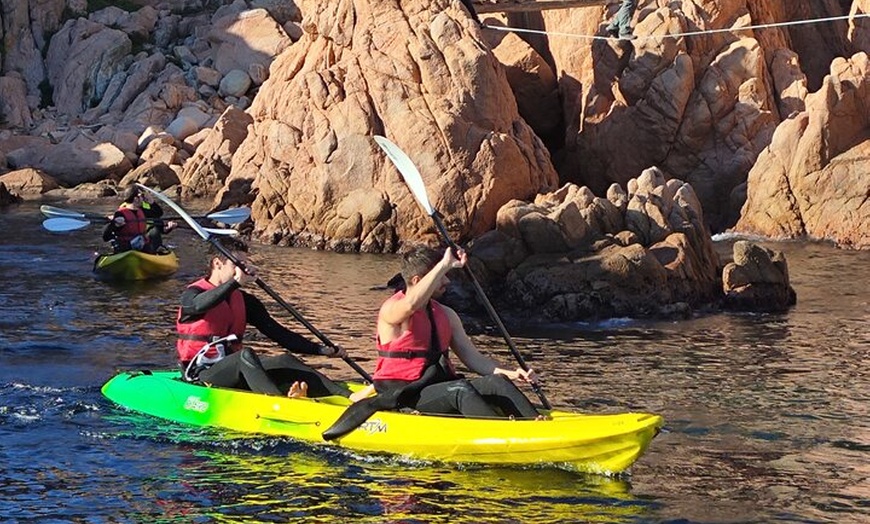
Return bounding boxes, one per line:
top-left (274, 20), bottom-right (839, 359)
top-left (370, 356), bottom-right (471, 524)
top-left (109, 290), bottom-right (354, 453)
top-left (102, 370), bottom-right (662, 474)
top-left (93, 250), bottom-right (179, 280)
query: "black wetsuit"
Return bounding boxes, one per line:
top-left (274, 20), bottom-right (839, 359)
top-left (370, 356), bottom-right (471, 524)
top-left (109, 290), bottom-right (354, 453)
top-left (178, 280), bottom-right (350, 397)
top-left (375, 371), bottom-right (540, 419)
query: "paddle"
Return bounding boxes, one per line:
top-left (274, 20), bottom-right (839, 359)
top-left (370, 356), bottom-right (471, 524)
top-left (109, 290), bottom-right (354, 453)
top-left (134, 183), bottom-right (373, 383)
top-left (42, 217), bottom-right (239, 236)
top-left (374, 135), bottom-right (551, 409)
top-left (40, 204), bottom-right (252, 224)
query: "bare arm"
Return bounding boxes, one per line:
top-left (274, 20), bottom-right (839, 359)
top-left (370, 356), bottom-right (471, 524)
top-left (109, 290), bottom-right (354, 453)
top-left (445, 306), bottom-right (539, 383)
top-left (379, 248), bottom-right (466, 328)
top-left (444, 306), bottom-right (499, 375)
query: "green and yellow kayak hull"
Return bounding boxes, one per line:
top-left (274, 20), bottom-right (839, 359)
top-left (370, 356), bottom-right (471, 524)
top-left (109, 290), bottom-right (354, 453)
top-left (102, 370), bottom-right (662, 474)
top-left (93, 250), bottom-right (179, 280)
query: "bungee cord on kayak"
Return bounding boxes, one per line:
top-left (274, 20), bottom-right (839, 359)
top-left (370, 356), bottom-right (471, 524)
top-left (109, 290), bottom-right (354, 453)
top-left (483, 12), bottom-right (870, 42)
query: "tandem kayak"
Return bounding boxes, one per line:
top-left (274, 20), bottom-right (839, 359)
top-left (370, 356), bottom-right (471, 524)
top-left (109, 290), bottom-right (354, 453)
top-left (93, 250), bottom-right (179, 280)
top-left (102, 370), bottom-right (663, 474)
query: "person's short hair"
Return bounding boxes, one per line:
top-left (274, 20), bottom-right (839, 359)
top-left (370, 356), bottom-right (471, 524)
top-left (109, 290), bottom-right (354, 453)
top-left (122, 186), bottom-right (141, 203)
top-left (207, 236), bottom-right (249, 258)
top-left (205, 237), bottom-right (249, 273)
top-left (400, 245), bottom-right (441, 285)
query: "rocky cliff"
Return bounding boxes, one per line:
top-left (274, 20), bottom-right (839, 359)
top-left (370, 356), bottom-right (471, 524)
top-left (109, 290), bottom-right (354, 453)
top-left (1, 0), bottom-right (868, 318)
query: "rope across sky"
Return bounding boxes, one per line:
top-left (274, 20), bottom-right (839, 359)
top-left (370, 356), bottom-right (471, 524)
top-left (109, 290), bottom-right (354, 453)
top-left (483, 12), bottom-right (870, 42)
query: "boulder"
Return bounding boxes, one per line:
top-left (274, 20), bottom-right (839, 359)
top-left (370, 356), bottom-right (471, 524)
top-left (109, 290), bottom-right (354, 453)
top-left (722, 240), bottom-right (796, 312)
top-left (0, 168), bottom-right (60, 198)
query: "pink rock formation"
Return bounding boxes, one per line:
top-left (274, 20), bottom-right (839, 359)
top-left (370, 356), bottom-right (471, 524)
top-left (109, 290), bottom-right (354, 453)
top-left (469, 170), bottom-right (721, 320)
top-left (722, 240), bottom-right (796, 311)
top-left (189, 0), bottom-right (557, 252)
top-left (735, 52), bottom-right (870, 249)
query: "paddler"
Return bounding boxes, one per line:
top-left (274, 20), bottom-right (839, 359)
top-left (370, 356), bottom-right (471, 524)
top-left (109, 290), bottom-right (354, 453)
top-left (353, 246), bottom-right (542, 419)
top-left (102, 186), bottom-right (177, 254)
top-left (176, 236), bottom-right (350, 398)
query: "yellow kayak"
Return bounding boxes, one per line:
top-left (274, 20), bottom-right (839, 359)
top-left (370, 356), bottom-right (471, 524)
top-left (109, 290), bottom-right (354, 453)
top-left (93, 250), bottom-right (179, 280)
top-left (102, 370), bottom-right (663, 474)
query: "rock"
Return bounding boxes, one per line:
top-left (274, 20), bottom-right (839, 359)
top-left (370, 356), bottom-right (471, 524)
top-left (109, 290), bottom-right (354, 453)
top-left (207, 8), bottom-right (291, 75)
top-left (485, 30), bottom-right (562, 145)
top-left (166, 105), bottom-right (213, 140)
top-left (467, 229), bottom-right (529, 277)
top-left (0, 75), bottom-right (34, 129)
top-left (44, 19), bottom-right (132, 116)
top-left (472, 168), bottom-right (724, 320)
top-left (735, 52), bottom-right (870, 249)
top-left (139, 135), bottom-right (181, 165)
top-left (218, 69), bottom-right (252, 98)
top-left (250, 0), bottom-right (301, 25)
top-left (722, 240), bottom-right (796, 312)
top-left (0, 168), bottom-right (59, 198)
top-left (180, 106), bottom-right (253, 199)
top-left (189, 0), bottom-right (557, 252)
top-left (6, 141), bottom-right (132, 187)
top-left (0, 182), bottom-right (23, 207)
top-left (118, 161), bottom-right (180, 189)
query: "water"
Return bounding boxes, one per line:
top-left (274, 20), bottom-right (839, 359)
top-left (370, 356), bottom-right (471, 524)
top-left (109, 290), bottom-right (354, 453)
top-left (1, 201), bottom-right (868, 523)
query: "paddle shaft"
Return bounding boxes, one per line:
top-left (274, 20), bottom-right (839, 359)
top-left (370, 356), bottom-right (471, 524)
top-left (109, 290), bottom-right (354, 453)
top-left (431, 212), bottom-right (551, 409)
top-left (41, 205), bottom-right (248, 224)
top-left (207, 236), bottom-right (374, 383)
top-left (42, 217), bottom-right (237, 236)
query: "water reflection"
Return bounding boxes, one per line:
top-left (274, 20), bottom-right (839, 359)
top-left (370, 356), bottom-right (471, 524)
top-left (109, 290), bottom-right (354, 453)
top-left (139, 445), bottom-right (651, 523)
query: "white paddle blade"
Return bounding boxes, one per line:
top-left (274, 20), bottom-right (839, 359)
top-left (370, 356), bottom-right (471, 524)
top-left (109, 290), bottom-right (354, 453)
top-left (137, 183), bottom-right (211, 241)
top-left (206, 207), bottom-right (251, 224)
top-left (40, 205), bottom-right (85, 219)
top-left (42, 217), bottom-right (90, 232)
top-left (202, 227), bottom-right (238, 236)
top-left (373, 135), bottom-right (434, 215)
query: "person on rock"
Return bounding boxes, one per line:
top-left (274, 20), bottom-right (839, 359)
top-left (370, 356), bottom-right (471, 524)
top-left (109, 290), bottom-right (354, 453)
top-left (176, 236), bottom-right (351, 398)
top-left (351, 246), bottom-right (543, 419)
top-left (604, 0), bottom-right (638, 40)
top-left (102, 186), bottom-right (177, 254)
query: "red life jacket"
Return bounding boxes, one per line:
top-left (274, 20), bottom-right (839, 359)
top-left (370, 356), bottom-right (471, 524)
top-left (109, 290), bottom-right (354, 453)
top-left (176, 278), bottom-right (246, 363)
top-left (115, 205), bottom-right (148, 248)
top-left (373, 292), bottom-right (455, 381)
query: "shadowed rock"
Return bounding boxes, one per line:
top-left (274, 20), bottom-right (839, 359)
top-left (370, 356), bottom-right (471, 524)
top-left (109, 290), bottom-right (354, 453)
top-left (722, 240), bottom-right (796, 312)
top-left (467, 169), bottom-right (722, 320)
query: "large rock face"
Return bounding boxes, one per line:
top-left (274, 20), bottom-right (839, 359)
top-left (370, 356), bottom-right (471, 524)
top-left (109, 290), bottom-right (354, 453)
top-left (189, 0), bottom-right (557, 252)
top-left (539, 1), bottom-right (793, 233)
top-left (514, 0), bottom-right (866, 234)
top-left (0, 0), bottom-right (865, 258)
top-left (735, 52), bottom-right (870, 249)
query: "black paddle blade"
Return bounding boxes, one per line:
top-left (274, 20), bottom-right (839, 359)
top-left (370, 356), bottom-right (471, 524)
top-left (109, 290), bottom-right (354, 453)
top-left (321, 393), bottom-right (399, 441)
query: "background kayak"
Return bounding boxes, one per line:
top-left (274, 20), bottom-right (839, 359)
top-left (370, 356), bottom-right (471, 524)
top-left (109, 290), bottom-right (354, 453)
top-left (93, 250), bottom-right (179, 280)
